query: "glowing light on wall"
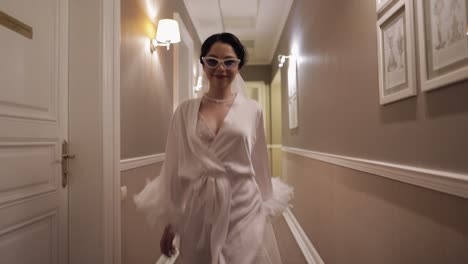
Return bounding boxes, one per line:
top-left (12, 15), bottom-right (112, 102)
top-left (149, 19), bottom-right (181, 52)
top-left (278, 54), bottom-right (288, 68)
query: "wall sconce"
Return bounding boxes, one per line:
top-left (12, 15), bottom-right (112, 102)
top-left (278, 54), bottom-right (292, 68)
top-left (150, 19), bottom-right (181, 53)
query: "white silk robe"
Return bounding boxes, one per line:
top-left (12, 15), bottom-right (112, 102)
top-left (134, 94), bottom-right (292, 264)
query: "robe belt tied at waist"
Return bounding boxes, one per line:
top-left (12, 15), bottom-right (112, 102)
top-left (191, 171), bottom-right (232, 264)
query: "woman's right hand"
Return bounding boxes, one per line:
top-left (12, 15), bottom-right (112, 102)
top-left (160, 224), bottom-right (176, 257)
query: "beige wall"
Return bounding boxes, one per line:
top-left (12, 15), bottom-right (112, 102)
top-left (274, 0), bottom-right (468, 262)
top-left (121, 0), bottom-right (201, 159)
top-left (285, 152), bottom-right (468, 263)
top-left (120, 0), bottom-right (201, 263)
top-left (274, 0), bottom-right (468, 173)
top-left (241, 64), bottom-right (272, 84)
top-left (121, 163), bottom-right (164, 264)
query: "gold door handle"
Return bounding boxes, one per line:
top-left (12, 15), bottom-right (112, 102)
top-left (62, 154), bottom-right (76, 159)
top-left (62, 140), bottom-right (75, 188)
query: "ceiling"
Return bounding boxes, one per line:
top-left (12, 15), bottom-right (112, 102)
top-left (183, 0), bottom-right (294, 65)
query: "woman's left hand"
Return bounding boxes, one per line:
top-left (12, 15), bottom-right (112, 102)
top-left (160, 224), bottom-right (176, 257)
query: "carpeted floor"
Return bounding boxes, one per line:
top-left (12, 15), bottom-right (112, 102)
top-left (272, 215), bottom-right (308, 264)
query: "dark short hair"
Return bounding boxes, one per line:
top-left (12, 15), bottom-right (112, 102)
top-left (200, 32), bottom-right (247, 69)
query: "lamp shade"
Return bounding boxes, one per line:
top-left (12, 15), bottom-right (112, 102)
top-left (156, 19), bottom-right (181, 44)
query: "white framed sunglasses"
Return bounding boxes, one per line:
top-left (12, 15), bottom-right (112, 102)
top-left (202, 57), bottom-right (241, 69)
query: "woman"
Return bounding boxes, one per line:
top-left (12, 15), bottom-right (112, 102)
top-left (134, 32), bottom-right (292, 264)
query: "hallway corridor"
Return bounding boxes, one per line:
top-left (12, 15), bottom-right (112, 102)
top-left (1, 0), bottom-right (468, 263)
top-left (120, 0), bottom-right (468, 263)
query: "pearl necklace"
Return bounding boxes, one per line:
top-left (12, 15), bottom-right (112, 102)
top-left (202, 93), bottom-right (235, 104)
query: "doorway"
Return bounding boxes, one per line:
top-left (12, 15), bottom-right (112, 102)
top-left (270, 71), bottom-right (283, 177)
top-left (245, 79), bottom-right (283, 177)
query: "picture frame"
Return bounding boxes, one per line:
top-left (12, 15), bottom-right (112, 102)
top-left (376, 0), bottom-right (395, 14)
top-left (376, 0), bottom-right (417, 105)
top-left (417, 0), bottom-right (468, 92)
top-left (288, 56), bottom-right (298, 129)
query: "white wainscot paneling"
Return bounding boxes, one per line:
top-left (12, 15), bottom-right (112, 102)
top-left (0, 211), bottom-right (58, 264)
top-left (0, 142), bottom-right (59, 206)
top-left (283, 147), bottom-right (468, 199)
top-left (0, 0), bottom-right (59, 121)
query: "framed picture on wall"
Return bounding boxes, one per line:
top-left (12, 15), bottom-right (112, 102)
top-left (288, 56), bottom-right (298, 129)
top-left (376, 0), bottom-right (395, 14)
top-left (376, 0), bottom-right (417, 105)
top-left (417, 0), bottom-right (468, 92)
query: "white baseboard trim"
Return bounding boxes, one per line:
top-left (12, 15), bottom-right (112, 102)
top-left (283, 146), bottom-right (468, 199)
top-left (120, 153), bottom-right (165, 171)
top-left (283, 208), bottom-right (324, 264)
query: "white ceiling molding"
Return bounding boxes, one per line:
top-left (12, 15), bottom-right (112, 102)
top-left (183, 0), bottom-right (294, 65)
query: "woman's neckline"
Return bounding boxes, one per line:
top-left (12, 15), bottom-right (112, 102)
top-left (202, 93), bottom-right (236, 104)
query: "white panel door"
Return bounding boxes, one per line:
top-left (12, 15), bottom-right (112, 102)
top-left (0, 0), bottom-right (68, 263)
